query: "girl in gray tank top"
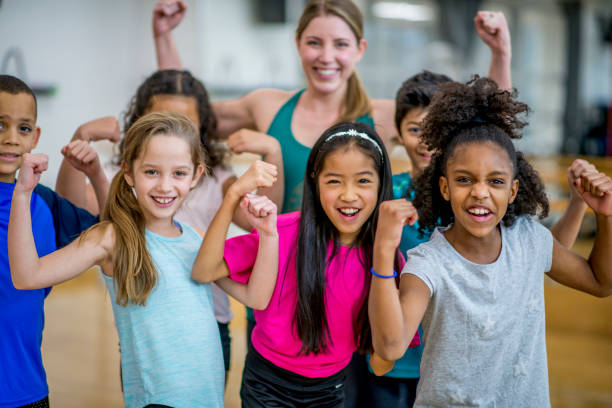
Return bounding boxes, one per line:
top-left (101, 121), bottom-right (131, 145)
top-left (368, 77), bottom-right (612, 407)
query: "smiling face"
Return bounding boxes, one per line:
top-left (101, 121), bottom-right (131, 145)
top-left (296, 14), bottom-right (366, 96)
top-left (439, 141), bottom-right (518, 241)
top-left (317, 145), bottom-right (380, 246)
top-left (124, 134), bottom-right (203, 233)
top-left (0, 92), bottom-right (40, 183)
top-left (399, 108), bottom-right (433, 176)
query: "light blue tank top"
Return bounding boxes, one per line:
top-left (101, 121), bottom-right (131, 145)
top-left (103, 222), bottom-right (224, 408)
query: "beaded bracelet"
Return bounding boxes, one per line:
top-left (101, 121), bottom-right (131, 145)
top-left (370, 267), bottom-right (397, 278)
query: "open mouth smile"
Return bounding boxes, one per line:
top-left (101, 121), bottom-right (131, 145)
top-left (152, 196), bottom-right (176, 208)
top-left (337, 207), bottom-right (360, 220)
top-left (0, 152), bottom-right (20, 162)
top-left (467, 207), bottom-right (494, 222)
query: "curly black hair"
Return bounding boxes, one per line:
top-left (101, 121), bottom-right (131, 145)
top-left (394, 70), bottom-right (452, 132)
top-left (411, 76), bottom-right (549, 235)
top-left (115, 70), bottom-right (228, 172)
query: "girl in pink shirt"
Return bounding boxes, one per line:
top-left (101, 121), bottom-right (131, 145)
top-left (193, 122), bottom-right (419, 407)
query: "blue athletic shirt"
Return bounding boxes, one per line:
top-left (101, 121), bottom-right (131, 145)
top-left (0, 181), bottom-right (98, 407)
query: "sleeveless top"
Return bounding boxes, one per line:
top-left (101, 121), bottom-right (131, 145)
top-left (103, 222), bottom-right (224, 408)
top-left (267, 89), bottom-right (376, 213)
top-left (104, 163), bottom-right (234, 324)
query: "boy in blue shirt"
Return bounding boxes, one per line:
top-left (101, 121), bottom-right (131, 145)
top-left (0, 75), bottom-right (102, 408)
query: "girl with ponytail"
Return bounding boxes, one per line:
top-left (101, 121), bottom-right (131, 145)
top-left (369, 77), bottom-right (612, 407)
top-left (8, 112), bottom-right (279, 408)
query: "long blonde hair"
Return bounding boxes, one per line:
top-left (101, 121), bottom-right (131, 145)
top-left (296, 0), bottom-right (371, 122)
top-left (102, 111), bottom-right (205, 306)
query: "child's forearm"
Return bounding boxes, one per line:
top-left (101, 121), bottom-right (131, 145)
top-left (9, 187), bottom-right (109, 289)
top-left (56, 158), bottom-right (88, 208)
top-left (8, 189), bottom-right (40, 289)
top-left (87, 168), bottom-right (110, 213)
top-left (242, 231), bottom-right (278, 309)
top-left (257, 144), bottom-right (284, 210)
top-left (192, 187), bottom-right (241, 282)
top-left (155, 32), bottom-right (183, 70)
top-left (369, 246), bottom-right (408, 361)
top-left (588, 214), bottom-right (612, 296)
top-left (550, 197), bottom-right (588, 248)
top-left (489, 52), bottom-right (511, 91)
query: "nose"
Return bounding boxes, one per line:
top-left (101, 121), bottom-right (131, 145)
top-left (340, 184), bottom-right (358, 202)
top-left (471, 182), bottom-right (489, 200)
top-left (157, 174), bottom-right (172, 192)
top-left (2, 127), bottom-right (19, 145)
top-left (319, 44), bottom-right (334, 63)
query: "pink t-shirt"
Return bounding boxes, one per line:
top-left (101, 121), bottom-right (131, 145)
top-left (224, 212), bottom-right (418, 378)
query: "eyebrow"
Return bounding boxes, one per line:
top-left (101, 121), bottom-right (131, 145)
top-left (404, 121), bottom-right (421, 126)
top-left (304, 35), bottom-right (352, 42)
top-left (0, 114), bottom-right (34, 123)
top-left (141, 163), bottom-right (192, 169)
top-left (322, 170), bottom-right (375, 177)
top-left (453, 169), bottom-right (511, 177)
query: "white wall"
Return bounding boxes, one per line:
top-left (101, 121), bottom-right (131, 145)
top-left (0, 0), bottom-right (159, 186)
top-left (0, 0), bottom-right (301, 187)
top-left (1, 0), bottom-right (610, 191)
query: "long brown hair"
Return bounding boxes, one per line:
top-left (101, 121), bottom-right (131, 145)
top-left (296, 0), bottom-right (371, 122)
top-left (102, 111), bottom-right (205, 306)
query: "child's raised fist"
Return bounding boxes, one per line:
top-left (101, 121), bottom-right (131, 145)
top-left (375, 199), bottom-right (419, 252)
top-left (567, 159), bottom-right (596, 204)
top-left (16, 153), bottom-right (48, 193)
top-left (231, 160), bottom-right (278, 198)
top-left (61, 140), bottom-right (102, 178)
top-left (578, 170), bottom-right (612, 217)
top-left (474, 11), bottom-right (511, 57)
top-left (153, 0), bottom-right (187, 37)
top-left (240, 193), bottom-right (278, 237)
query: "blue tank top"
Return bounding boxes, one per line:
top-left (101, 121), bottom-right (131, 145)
top-left (267, 89), bottom-right (375, 213)
top-left (104, 222), bottom-right (224, 408)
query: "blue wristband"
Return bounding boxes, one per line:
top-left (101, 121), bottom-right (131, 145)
top-left (370, 267), bottom-right (397, 278)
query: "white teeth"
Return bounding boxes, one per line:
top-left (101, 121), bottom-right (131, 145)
top-left (153, 197), bottom-right (174, 204)
top-left (469, 208), bottom-right (490, 215)
top-left (339, 208), bottom-right (359, 216)
top-left (318, 69), bottom-right (336, 75)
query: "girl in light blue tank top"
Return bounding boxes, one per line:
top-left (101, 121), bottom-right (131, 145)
top-left (103, 222), bottom-right (224, 408)
top-left (9, 113), bottom-right (230, 408)
top-left (10, 112), bottom-right (282, 408)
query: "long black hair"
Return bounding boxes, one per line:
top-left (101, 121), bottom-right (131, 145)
top-left (412, 76), bottom-right (549, 235)
top-left (294, 121), bottom-right (398, 355)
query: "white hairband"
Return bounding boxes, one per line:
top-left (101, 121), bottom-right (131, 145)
top-left (323, 129), bottom-right (384, 159)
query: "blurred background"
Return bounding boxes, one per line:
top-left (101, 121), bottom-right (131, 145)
top-left (1, 0), bottom-right (611, 407)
